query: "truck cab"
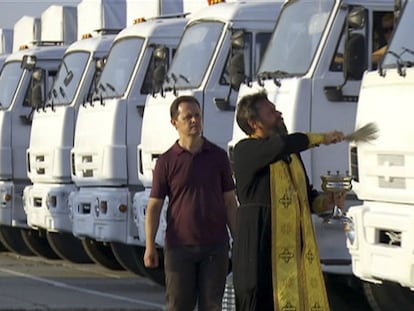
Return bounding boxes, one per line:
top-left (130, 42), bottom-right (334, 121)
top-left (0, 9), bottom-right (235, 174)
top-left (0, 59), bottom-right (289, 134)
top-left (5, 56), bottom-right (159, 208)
top-left (347, 1), bottom-right (414, 309)
top-left (227, 0), bottom-right (394, 276)
top-left (135, 0), bottom-right (283, 250)
top-left (0, 42), bottom-right (68, 257)
top-left (23, 32), bottom-right (117, 264)
top-left (68, 16), bottom-right (187, 273)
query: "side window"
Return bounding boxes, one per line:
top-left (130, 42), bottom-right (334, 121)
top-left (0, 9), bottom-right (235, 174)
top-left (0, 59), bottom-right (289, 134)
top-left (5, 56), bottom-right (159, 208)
top-left (255, 32), bottom-right (272, 73)
top-left (372, 11), bottom-right (394, 70)
top-left (330, 10), bottom-right (394, 73)
top-left (219, 32), bottom-right (252, 87)
top-left (85, 59), bottom-right (104, 102)
top-left (220, 54), bottom-right (231, 85)
top-left (329, 24), bottom-right (346, 72)
top-left (141, 46), bottom-right (170, 95)
top-left (23, 68), bottom-right (45, 107)
top-left (141, 53), bottom-right (156, 94)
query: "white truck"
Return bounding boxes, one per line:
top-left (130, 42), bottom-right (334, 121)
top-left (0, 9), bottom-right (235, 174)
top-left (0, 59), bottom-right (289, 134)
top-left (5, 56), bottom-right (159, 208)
top-left (347, 1), bottom-right (414, 309)
top-left (68, 16), bottom-right (188, 274)
top-left (0, 54), bottom-right (8, 253)
top-left (135, 0), bottom-right (282, 284)
top-left (23, 32), bottom-right (117, 264)
top-left (0, 29), bottom-right (13, 54)
top-left (227, 0), bottom-right (395, 280)
top-left (0, 42), bottom-right (68, 258)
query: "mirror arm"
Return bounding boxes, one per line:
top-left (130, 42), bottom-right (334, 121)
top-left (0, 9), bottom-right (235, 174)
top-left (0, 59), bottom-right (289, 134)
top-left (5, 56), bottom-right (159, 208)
top-left (214, 85), bottom-right (235, 111)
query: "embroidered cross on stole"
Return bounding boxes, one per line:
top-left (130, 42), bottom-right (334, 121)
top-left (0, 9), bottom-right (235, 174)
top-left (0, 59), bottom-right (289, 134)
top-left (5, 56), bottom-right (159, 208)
top-left (270, 155), bottom-right (330, 311)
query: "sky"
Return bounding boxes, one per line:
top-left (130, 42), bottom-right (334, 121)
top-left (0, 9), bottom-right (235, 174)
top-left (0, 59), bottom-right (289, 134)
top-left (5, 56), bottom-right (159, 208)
top-left (0, 0), bottom-right (82, 29)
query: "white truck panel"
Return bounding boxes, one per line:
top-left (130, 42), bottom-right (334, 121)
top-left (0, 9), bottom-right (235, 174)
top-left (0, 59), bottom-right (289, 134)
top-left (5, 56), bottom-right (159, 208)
top-left (352, 70), bottom-right (414, 204)
top-left (136, 1), bottom-right (283, 248)
top-left (25, 34), bottom-right (116, 233)
top-left (12, 16), bottom-right (41, 52)
top-left (41, 5), bottom-right (78, 45)
top-left (0, 29), bottom-right (13, 54)
top-left (126, 0), bottom-right (184, 25)
top-left (0, 44), bottom-right (68, 228)
top-left (70, 17), bottom-right (187, 244)
top-left (348, 202), bottom-right (414, 289)
top-left (77, 0), bottom-right (126, 39)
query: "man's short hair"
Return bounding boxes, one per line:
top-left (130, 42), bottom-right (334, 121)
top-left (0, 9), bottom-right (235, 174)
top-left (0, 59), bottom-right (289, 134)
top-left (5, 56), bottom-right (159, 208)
top-left (236, 90), bottom-right (268, 135)
top-left (170, 95), bottom-right (201, 119)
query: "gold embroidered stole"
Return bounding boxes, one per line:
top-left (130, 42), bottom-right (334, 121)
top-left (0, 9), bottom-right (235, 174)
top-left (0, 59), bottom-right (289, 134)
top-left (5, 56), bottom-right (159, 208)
top-left (270, 155), bottom-right (330, 311)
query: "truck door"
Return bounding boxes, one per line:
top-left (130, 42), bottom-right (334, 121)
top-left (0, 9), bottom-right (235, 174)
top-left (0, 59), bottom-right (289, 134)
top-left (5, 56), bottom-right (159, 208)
top-left (203, 30), bottom-right (271, 149)
top-left (311, 7), bottom-right (393, 183)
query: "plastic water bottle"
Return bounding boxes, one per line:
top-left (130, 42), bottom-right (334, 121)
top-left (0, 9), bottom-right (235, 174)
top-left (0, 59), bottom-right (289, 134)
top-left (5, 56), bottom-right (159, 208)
top-left (222, 273), bottom-right (236, 311)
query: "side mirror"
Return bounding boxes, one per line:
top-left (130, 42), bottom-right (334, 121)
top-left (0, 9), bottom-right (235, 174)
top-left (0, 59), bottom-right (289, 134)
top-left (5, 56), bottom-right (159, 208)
top-left (31, 69), bottom-right (44, 109)
top-left (64, 71), bottom-right (73, 86)
top-left (152, 65), bottom-right (166, 93)
top-left (230, 52), bottom-right (245, 91)
top-left (347, 7), bottom-right (366, 29)
top-left (154, 46), bottom-right (168, 62)
top-left (96, 57), bottom-right (107, 70)
top-left (31, 84), bottom-right (43, 109)
top-left (344, 33), bottom-right (366, 80)
top-left (231, 30), bottom-right (245, 50)
top-left (214, 98), bottom-right (235, 111)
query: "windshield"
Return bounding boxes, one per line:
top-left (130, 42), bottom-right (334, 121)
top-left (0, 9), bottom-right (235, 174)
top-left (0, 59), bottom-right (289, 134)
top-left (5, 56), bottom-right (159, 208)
top-left (49, 51), bottom-right (89, 106)
top-left (382, 3), bottom-right (414, 68)
top-left (165, 21), bottom-right (224, 89)
top-left (96, 37), bottom-right (144, 98)
top-left (0, 61), bottom-right (24, 110)
top-left (258, 0), bottom-right (334, 77)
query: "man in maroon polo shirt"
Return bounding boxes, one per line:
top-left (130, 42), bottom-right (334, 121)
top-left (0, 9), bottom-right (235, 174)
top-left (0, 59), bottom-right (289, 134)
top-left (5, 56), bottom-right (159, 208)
top-left (144, 95), bottom-right (237, 311)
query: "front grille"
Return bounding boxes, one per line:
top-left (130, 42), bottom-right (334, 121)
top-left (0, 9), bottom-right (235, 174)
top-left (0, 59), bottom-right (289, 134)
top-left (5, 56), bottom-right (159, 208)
top-left (378, 229), bottom-right (401, 247)
top-left (350, 146), bottom-right (359, 182)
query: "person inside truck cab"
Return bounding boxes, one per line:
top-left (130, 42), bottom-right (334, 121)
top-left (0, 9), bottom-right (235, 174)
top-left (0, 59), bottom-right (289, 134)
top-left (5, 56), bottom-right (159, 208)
top-left (330, 12), bottom-right (394, 72)
top-left (372, 12), bottom-right (394, 67)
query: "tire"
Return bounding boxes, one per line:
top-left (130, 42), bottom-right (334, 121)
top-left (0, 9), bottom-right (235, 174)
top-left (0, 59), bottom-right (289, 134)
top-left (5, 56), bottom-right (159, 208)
top-left (81, 238), bottom-right (124, 271)
top-left (363, 280), bottom-right (414, 311)
top-left (46, 231), bottom-right (93, 264)
top-left (0, 240), bottom-right (7, 252)
top-left (0, 225), bottom-right (34, 256)
top-left (110, 242), bottom-right (148, 277)
top-left (20, 228), bottom-right (60, 260)
top-left (323, 273), bottom-right (371, 311)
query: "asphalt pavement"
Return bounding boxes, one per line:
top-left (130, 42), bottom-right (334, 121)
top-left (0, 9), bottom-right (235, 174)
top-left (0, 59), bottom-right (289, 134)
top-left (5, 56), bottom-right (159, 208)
top-left (0, 251), bottom-right (166, 311)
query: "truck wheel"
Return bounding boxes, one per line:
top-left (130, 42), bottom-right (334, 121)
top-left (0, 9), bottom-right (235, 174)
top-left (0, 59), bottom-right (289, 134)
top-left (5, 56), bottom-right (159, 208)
top-left (0, 240), bottom-right (7, 252)
top-left (20, 228), bottom-right (60, 259)
top-left (110, 242), bottom-right (148, 277)
top-left (46, 231), bottom-right (93, 263)
top-left (0, 225), bottom-right (34, 256)
top-left (134, 246), bottom-right (165, 287)
top-left (363, 280), bottom-right (414, 311)
top-left (81, 238), bottom-right (124, 270)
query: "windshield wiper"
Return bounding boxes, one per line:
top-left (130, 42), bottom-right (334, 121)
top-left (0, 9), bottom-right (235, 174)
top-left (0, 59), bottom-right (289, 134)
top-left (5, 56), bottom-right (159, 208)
top-left (256, 70), bottom-right (295, 87)
top-left (59, 86), bottom-right (66, 98)
top-left (105, 82), bottom-right (116, 93)
top-left (98, 82), bottom-right (106, 93)
top-left (386, 50), bottom-right (413, 77)
top-left (165, 73), bottom-right (178, 95)
top-left (178, 74), bottom-right (190, 84)
top-left (262, 70), bottom-right (296, 79)
top-left (170, 73), bottom-right (178, 84)
top-left (401, 46), bottom-right (414, 56)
